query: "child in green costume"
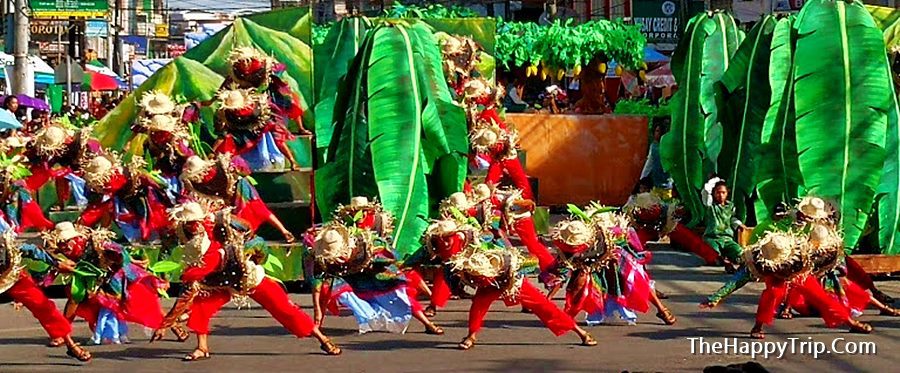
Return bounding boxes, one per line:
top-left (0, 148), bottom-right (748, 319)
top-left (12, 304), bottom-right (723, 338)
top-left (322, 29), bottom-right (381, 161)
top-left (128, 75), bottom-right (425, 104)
top-left (703, 180), bottom-right (747, 268)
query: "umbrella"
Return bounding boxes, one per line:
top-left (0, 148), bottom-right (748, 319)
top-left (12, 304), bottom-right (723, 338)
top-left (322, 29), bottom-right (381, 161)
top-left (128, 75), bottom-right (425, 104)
top-left (0, 109), bottom-right (22, 130)
top-left (85, 60), bottom-right (128, 90)
top-left (646, 63), bottom-right (676, 87)
top-left (643, 47), bottom-right (669, 63)
top-left (83, 71), bottom-right (121, 91)
top-left (0, 94), bottom-right (50, 111)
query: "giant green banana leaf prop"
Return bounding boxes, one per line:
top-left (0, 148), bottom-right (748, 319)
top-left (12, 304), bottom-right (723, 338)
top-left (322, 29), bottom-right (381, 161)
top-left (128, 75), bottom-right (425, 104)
top-left (866, 4), bottom-right (900, 50)
top-left (94, 7), bottom-right (314, 149)
top-left (717, 15), bottom-right (778, 221)
top-left (754, 16), bottom-right (803, 225)
top-left (661, 11), bottom-right (742, 225)
top-left (793, 0), bottom-right (892, 248)
top-left (316, 21), bottom-right (468, 257)
top-left (314, 17), bottom-right (372, 155)
top-left (876, 61), bottom-right (900, 255)
top-left (700, 12), bottom-right (744, 174)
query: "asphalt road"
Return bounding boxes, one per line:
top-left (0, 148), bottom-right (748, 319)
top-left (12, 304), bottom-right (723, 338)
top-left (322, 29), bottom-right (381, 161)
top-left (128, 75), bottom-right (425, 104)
top-left (0, 251), bottom-right (897, 372)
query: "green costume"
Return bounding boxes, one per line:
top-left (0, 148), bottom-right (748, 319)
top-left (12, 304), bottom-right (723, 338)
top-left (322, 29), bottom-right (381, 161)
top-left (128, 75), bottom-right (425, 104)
top-left (703, 201), bottom-right (743, 262)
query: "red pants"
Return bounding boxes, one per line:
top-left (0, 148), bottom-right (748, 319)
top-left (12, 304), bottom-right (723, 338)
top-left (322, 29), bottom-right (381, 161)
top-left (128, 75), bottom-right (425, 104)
top-left (402, 269), bottom-right (425, 313)
top-left (512, 218), bottom-right (556, 272)
top-left (845, 257), bottom-right (874, 291)
top-left (634, 225), bottom-right (719, 265)
top-left (756, 278), bottom-right (789, 325)
top-left (787, 276), bottom-right (851, 328)
top-left (430, 268), bottom-right (452, 308)
top-left (468, 280), bottom-right (576, 336)
top-left (758, 276), bottom-right (851, 327)
top-left (187, 278), bottom-right (315, 337)
top-left (6, 273), bottom-right (72, 339)
top-left (486, 158), bottom-right (533, 200)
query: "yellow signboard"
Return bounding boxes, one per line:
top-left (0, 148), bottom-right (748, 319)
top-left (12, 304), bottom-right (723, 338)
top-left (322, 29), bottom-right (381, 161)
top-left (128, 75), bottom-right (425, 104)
top-left (155, 24), bottom-right (169, 38)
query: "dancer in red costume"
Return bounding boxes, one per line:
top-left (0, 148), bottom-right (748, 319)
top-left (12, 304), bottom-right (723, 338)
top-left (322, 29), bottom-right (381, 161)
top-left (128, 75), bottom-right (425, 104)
top-left (624, 192), bottom-right (720, 265)
top-left (0, 157), bottom-right (53, 232)
top-left (0, 231), bottom-right (92, 361)
top-left (180, 154), bottom-right (295, 242)
top-left (448, 239), bottom-right (597, 350)
top-left (213, 49), bottom-right (303, 172)
top-left (77, 154), bottom-right (172, 243)
top-left (154, 202), bottom-right (341, 360)
top-left (551, 208), bottom-right (676, 326)
top-left (39, 222), bottom-right (185, 344)
top-left (744, 229), bottom-right (872, 339)
top-left (22, 123), bottom-right (76, 210)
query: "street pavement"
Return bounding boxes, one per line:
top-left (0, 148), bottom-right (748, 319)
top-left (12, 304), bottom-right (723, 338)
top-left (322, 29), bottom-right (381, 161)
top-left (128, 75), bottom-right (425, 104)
top-left (0, 251), bottom-right (897, 372)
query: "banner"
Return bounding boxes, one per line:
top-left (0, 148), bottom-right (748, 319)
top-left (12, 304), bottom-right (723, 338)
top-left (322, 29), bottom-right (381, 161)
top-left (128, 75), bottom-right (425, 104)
top-left (29, 0), bottom-right (109, 18)
top-left (632, 0), bottom-right (706, 47)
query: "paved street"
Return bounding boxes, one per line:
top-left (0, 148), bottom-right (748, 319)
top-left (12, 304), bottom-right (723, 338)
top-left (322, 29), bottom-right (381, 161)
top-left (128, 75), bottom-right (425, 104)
top-left (1, 251), bottom-right (897, 372)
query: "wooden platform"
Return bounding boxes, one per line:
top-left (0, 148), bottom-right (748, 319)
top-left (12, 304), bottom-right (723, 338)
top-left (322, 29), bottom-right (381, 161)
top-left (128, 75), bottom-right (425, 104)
top-left (850, 254), bottom-right (900, 275)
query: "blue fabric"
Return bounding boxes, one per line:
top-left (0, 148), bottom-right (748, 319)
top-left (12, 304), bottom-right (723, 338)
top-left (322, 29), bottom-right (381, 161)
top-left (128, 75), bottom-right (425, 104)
top-left (65, 173), bottom-right (88, 206)
top-left (240, 132), bottom-right (286, 172)
top-left (0, 214), bottom-right (12, 234)
top-left (19, 243), bottom-right (58, 266)
top-left (587, 298), bottom-right (637, 325)
top-left (337, 284), bottom-right (413, 334)
top-left (113, 198), bottom-right (142, 243)
top-left (163, 175), bottom-right (182, 202)
top-left (92, 308), bottom-right (129, 345)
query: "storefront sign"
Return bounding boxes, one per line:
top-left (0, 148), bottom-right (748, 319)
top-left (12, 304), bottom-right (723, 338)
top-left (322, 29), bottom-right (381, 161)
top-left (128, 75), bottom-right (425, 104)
top-left (632, 0), bottom-right (706, 46)
top-left (29, 0), bottom-right (109, 18)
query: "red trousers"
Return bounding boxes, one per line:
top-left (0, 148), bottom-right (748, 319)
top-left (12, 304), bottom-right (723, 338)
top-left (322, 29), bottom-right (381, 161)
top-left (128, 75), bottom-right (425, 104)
top-left (512, 218), bottom-right (556, 272)
top-left (430, 268), bottom-right (452, 308)
top-left (845, 257), bottom-right (874, 291)
top-left (669, 224), bottom-right (720, 265)
top-left (486, 158), bottom-right (533, 200)
top-left (787, 276), bottom-right (852, 328)
top-left (635, 225), bottom-right (719, 265)
top-left (6, 273), bottom-right (72, 339)
top-left (468, 280), bottom-right (576, 336)
top-left (756, 277), bottom-right (789, 325)
top-left (187, 278), bottom-right (315, 337)
top-left (757, 276), bottom-right (851, 327)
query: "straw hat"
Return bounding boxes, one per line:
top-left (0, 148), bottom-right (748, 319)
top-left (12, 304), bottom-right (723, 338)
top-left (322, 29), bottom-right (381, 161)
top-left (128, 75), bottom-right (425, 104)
top-left (806, 222), bottom-right (844, 276)
top-left (426, 219), bottom-right (461, 237)
top-left (473, 183), bottom-right (493, 202)
top-left (552, 219), bottom-right (593, 246)
top-left (181, 155), bottom-right (213, 183)
top-left (312, 224), bottom-right (372, 275)
top-left (798, 196), bottom-right (830, 220)
top-left (229, 47), bottom-right (272, 74)
top-left (743, 231), bottom-right (807, 280)
top-left (83, 155), bottom-right (120, 191)
top-left (139, 90), bottom-right (176, 115)
top-left (142, 114), bottom-right (178, 133)
top-left (54, 222), bottom-right (84, 241)
top-left (33, 125), bottom-right (69, 155)
top-left (441, 192), bottom-right (473, 213)
top-left (440, 36), bottom-right (464, 55)
top-left (470, 126), bottom-right (500, 149)
top-left (0, 231), bottom-right (23, 295)
top-left (168, 202), bottom-right (209, 223)
top-left (349, 196), bottom-right (371, 210)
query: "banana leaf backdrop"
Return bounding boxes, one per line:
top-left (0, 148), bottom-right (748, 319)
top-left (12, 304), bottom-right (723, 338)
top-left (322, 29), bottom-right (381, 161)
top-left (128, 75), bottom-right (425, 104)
top-left (315, 21), bottom-right (468, 258)
top-left (793, 0), bottom-right (891, 249)
top-left (666, 1), bottom-right (897, 252)
top-left (661, 11), bottom-right (743, 225)
top-left (716, 15), bottom-right (777, 221)
top-left (93, 7), bottom-right (315, 151)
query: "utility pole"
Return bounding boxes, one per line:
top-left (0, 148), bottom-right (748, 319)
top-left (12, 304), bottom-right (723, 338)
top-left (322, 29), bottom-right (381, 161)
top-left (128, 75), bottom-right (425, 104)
top-left (113, 0), bottom-right (122, 75)
top-left (12, 0), bottom-right (30, 94)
